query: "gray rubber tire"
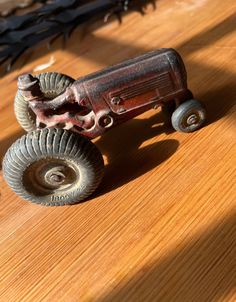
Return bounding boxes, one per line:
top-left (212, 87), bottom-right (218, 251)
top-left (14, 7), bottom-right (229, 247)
top-left (171, 99), bottom-right (206, 133)
top-left (3, 128), bottom-right (104, 206)
top-left (14, 72), bottom-right (74, 132)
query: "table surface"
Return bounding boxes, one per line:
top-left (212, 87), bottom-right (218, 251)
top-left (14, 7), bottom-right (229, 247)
top-left (0, 0), bottom-right (235, 301)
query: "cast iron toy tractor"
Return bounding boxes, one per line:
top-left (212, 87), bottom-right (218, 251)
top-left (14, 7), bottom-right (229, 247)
top-left (3, 48), bottom-right (206, 206)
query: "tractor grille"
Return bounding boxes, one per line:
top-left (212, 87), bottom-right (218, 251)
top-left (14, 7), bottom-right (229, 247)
top-left (110, 72), bottom-right (174, 101)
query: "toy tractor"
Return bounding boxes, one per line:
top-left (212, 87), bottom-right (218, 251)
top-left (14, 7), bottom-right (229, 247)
top-left (3, 48), bottom-right (206, 206)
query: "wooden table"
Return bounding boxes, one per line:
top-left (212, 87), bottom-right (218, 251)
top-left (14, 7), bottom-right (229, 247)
top-left (0, 0), bottom-right (235, 301)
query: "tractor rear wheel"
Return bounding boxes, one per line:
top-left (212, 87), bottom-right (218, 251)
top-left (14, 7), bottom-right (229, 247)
top-left (14, 72), bottom-right (74, 132)
top-left (3, 128), bottom-right (104, 206)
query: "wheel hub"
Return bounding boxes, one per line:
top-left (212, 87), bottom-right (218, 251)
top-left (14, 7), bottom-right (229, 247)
top-left (44, 168), bottom-right (66, 186)
top-left (186, 113), bottom-right (199, 125)
top-left (23, 158), bottom-right (79, 195)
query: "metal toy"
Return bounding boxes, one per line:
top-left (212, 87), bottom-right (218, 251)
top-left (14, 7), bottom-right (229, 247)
top-left (3, 48), bottom-right (206, 206)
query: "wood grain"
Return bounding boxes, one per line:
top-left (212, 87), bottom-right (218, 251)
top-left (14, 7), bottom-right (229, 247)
top-left (0, 0), bottom-right (235, 301)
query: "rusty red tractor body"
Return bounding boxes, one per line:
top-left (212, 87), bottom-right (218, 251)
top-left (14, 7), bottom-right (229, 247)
top-left (3, 49), bottom-right (206, 206)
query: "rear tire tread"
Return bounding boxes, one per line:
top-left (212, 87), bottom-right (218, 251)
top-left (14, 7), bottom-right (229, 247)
top-left (14, 72), bottom-right (74, 132)
top-left (3, 128), bottom-right (104, 206)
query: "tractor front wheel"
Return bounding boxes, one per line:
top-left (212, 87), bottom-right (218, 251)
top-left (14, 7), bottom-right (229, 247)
top-left (171, 99), bottom-right (206, 133)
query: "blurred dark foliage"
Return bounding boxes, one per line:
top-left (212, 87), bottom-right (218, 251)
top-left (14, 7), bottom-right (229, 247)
top-left (0, 0), bottom-right (155, 71)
